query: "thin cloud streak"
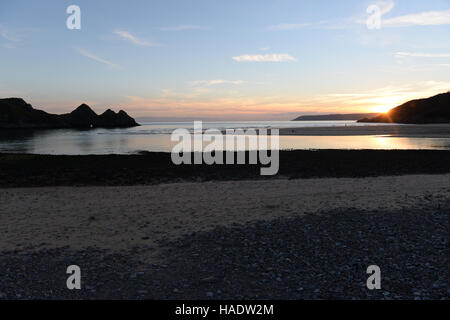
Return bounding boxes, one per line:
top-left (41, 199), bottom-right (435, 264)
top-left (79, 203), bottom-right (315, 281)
top-left (396, 52), bottom-right (450, 58)
top-left (76, 48), bottom-right (119, 68)
top-left (0, 25), bottom-right (21, 42)
top-left (267, 23), bottom-right (311, 31)
top-left (191, 80), bottom-right (245, 86)
top-left (0, 24), bottom-right (22, 48)
top-left (114, 30), bottom-right (157, 46)
top-left (158, 25), bottom-right (205, 31)
top-left (266, 20), bottom-right (347, 31)
top-left (383, 9), bottom-right (450, 27)
top-left (232, 54), bottom-right (296, 62)
top-left (354, 2), bottom-right (450, 28)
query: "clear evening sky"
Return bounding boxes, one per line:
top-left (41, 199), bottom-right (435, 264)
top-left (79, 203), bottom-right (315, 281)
top-left (0, 0), bottom-right (449, 120)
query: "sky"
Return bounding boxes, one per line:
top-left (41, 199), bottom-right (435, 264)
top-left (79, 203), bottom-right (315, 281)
top-left (0, 0), bottom-right (449, 120)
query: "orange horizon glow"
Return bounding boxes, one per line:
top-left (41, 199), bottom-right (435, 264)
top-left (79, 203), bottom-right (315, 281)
top-left (27, 82), bottom-right (449, 120)
top-left (371, 105), bottom-right (394, 114)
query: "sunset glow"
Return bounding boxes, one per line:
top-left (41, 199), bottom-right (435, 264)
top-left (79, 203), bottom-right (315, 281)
top-left (369, 98), bottom-right (400, 113)
top-left (371, 105), bottom-right (393, 114)
top-left (0, 0), bottom-right (449, 120)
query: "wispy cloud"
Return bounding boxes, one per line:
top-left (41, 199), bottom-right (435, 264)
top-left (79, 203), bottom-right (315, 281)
top-left (191, 80), bottom-right (245, 86)
top-left (114, 30), bottom-right (157, 46)
top-left (232, 53), bottom-right (296, 62)
top-left (266, 20), bottom-right (348, 31)
top-left (0, 25), bottom-right (21, 42)
top-left (396, 52), bottom-right (450, 58)
top-left (0, 24), bottom-right (22, 48)
top-left (158, 25), bottom-right (205, 31)
top-left (267, 23), bottom-right (311, 31)
top-left (383, 9), bottom-right (450, 27)
top-left (76, 48), bottom-right (119, 68)
top-left (269, 2), bottom-right (392, 32)
top-left (356, 2), bottom-right (450, 28)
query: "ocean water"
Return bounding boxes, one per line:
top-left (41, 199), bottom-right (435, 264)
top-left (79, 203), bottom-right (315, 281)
top-left (0, 121), bottom-right (449, 154)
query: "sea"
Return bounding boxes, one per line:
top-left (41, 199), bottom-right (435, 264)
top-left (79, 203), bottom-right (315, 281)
top-left (0, 121), bottom-right (449, 154)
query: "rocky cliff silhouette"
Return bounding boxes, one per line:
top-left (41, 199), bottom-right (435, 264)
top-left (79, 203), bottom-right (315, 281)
top-left (0, 98), bottom-right (139, 129)
top-left (358, 92), bottom-right (450, 124)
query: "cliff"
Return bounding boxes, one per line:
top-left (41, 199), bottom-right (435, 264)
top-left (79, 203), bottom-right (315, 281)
top-left (358, 92), bottom-right (450, 124)
top-left (0, 98), bottom-right (139, 129)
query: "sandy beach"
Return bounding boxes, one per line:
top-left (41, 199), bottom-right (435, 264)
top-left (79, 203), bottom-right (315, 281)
top-left (279, 124), bottom-right (450, 137)
top-left (2, 0), bottom-right (450, 306)
top-left (1, 174), bottom-right (449, 254)
top-left (0, 173), bottom-right (449, 299)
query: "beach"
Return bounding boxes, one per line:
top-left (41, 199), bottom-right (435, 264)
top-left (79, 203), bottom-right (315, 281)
top-left (279, 124), bottom-right (450, 137)
top-left (0, 151), bottom-right (449, 299)
top-left (2, 0), bottom-right (449, 306)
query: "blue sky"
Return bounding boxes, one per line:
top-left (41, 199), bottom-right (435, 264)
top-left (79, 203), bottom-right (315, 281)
top-left (0, 0), bottom-right (449, 120)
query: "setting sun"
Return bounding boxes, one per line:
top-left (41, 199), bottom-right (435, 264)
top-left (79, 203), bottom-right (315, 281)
top-left (368, 96), bottom-right (403, 113)
top-left (371, 105), bottom-right (393, 113)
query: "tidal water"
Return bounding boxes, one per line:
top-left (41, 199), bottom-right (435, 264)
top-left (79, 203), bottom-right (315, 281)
top-left (0, 121), bottom-right (449, 154)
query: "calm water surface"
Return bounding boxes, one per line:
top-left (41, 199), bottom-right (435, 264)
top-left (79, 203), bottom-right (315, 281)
top-left (0, 121), bottom-right (449, 154)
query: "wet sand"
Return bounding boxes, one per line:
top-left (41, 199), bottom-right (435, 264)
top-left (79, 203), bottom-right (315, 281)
top-left (1, 150), bottom-right (450, 187)
top-left (279, 124), bottom-right (450, 137)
